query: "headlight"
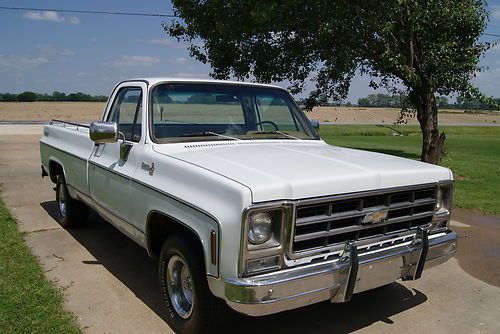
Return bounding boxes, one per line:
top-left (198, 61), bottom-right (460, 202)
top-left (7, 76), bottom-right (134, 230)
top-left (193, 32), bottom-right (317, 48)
top-left (436, 187), bottom-right (443, 210)
top-left (433, 183), bottom-right (453, 232)
top-left (436, 184), bottom-right (453, 212)
top-left (248, 212), bottom-right (273, 244)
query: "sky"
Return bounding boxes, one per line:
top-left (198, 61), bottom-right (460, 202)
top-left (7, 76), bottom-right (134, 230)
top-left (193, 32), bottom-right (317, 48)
top-left (1, 0), bottom-right (500, 103)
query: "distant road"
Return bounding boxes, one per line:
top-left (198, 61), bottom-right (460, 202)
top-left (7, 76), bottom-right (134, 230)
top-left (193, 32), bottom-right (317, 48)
top-left (0, 120), bottom-right (47, 124)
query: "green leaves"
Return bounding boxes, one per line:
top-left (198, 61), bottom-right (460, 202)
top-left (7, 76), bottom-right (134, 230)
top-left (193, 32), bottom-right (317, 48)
top-left (167, 0), bottom-right (490, 106)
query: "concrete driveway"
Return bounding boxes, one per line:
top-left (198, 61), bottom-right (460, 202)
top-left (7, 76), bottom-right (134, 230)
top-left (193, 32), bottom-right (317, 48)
top-left (1, 124), bottom-right (499, 334)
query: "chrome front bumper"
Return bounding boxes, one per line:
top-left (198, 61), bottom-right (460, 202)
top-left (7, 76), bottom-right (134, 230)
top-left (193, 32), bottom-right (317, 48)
top-left (225, 229), bottom-right (457, 316)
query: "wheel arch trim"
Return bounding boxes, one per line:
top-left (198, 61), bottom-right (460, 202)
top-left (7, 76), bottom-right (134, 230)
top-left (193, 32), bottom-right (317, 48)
top-left (48, 157), bottom-right (66, 183)
top-left (145, 209), bottom-right (220, 278)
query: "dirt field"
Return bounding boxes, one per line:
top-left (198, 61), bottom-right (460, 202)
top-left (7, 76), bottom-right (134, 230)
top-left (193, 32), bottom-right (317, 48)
top-left (307, 106), bottom-right (500, 125)
top-left (1, 102), bottom-right (499, 125)
top-left (0, 102), bottom-right (105, 122)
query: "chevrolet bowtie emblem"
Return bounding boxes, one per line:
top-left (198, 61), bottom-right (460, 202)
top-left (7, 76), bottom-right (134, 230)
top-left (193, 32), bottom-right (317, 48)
top-left (362, 209), bottom-right (389, 224)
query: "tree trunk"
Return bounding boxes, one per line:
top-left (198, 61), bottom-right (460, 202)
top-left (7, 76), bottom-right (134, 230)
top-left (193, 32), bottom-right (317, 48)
top-left (412, 90), bottom-right (445, 165)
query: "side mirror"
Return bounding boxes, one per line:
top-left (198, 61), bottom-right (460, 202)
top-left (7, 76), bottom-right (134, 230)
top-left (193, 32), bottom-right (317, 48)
top-left (89, 122), bottom-right (118, 144)
top-left (310, 119), bottom-right (320, 131)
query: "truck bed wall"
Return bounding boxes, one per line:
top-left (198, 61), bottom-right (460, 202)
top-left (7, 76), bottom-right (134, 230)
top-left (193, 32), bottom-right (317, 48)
top-left (40, 124), bottom-right (94, 198)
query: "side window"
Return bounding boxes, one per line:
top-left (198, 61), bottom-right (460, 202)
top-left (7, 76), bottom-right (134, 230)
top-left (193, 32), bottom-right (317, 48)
top-left (107, 87), bottom-right (142, 142)
top-left (255, 95), bottom-right (303, 132)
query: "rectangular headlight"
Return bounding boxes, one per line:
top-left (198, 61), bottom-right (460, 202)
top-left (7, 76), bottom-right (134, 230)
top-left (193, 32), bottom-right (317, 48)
top-left (239, 202), bottom-right (293, 276)
top-left (432, 182), bottom-right (453, 232)
top-left (436, 182), bottom-right (453, 213)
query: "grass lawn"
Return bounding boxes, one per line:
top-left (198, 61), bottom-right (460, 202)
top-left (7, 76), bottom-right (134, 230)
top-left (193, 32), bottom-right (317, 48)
top-left (319, 125), bottom-right (500, 215)
top-left (0, 199), bottom-right (80, 333)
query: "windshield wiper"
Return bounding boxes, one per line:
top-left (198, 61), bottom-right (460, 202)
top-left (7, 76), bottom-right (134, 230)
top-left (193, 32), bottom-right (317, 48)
top-left (252, 130), bottom-right (302, 140)
top-left (181, 131), bottom-right (240, 141)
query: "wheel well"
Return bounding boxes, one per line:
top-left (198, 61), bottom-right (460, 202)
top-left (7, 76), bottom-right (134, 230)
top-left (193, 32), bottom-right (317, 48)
top-left (48, 160), bottom-right (63, 183)
top-left (147, 212), bottom-right (205, 263)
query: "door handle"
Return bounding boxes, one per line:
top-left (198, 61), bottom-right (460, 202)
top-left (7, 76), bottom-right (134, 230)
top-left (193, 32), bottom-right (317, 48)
top-left (141, 162), bottom-right (155, 175)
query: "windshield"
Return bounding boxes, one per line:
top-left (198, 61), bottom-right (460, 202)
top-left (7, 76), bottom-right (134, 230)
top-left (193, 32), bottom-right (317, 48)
top-left (150, 83), bottom-right (318, 143)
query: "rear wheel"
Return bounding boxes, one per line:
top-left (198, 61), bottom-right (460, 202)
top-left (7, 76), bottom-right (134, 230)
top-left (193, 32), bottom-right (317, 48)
top-left (55, 174), bottom-right (89, 227)
top-left (159, 236), bottom-right (227, 333)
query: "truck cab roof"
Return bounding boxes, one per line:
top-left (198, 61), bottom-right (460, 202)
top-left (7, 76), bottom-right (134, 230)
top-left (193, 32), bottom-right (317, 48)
top-left (122, 77), bottom-right (283, 90)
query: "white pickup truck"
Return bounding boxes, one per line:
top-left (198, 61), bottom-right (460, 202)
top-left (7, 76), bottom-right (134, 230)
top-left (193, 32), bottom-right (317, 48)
top-left (40, 78), bottom-right (457, 333)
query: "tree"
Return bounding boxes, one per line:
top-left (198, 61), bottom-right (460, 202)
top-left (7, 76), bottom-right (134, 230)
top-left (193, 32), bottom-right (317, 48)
top-left (0, 93), bottom-right (18, 102)
top-left (435, 96), bottom-right (450, 108)
top-left (167, 0), bottom-right (490, 164)
top-left (52, 91), bottom-right (67, 101)
top-left (187, 93), bottom-right (217, 104)
top-left (358, 97), bottom-right (370, 107)
top-left (17, 91), bottom-right (37, 102)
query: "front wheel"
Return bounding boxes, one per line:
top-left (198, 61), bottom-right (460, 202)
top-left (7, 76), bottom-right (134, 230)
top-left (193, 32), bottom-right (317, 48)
top-left (55, 174), bottom-right (89, 227)
top-left (159, 236), bottom-right (227, 333)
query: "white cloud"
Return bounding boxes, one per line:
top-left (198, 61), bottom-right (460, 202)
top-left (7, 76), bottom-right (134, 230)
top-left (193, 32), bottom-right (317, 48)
top-left (111, 55), bottom-right (161, 67)
top-left (36, 43), bottom-right (57, 55)
top-left (23, 11), bottom-right (81, 24)
top-left (171, 72), bottom-right (206, 78)
top-left (77, 71), bottom-right (96, 76)
top-left (68, 17), bottom-right (81, 24)
top-left (60, 49), bottom-right (75, 56)
top-left (23, 11), bottom-right (65, 23)
top-left (173, 57), bottom-right (187, 64)
top-left (140, 38), bottom-right (185, 48)
top-left (35, 44), bottom-right (75, 57)
top-left (0, 55), bottom-right (48, 70)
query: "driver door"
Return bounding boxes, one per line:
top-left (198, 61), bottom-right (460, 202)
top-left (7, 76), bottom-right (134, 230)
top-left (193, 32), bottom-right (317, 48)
top-left (88, 82), bottom-right (146, 235)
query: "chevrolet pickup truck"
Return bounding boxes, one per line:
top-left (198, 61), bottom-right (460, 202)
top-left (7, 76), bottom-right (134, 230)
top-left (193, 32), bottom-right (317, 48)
top-left (40, 78), bottom-right (457, 333)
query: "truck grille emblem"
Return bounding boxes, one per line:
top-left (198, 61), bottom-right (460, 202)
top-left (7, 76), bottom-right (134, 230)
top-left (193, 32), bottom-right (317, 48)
top-left (362, 209), bottom-right (389, 224)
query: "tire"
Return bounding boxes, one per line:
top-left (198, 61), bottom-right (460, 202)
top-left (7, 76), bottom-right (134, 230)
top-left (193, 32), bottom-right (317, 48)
top-left (159, 235), bottom-right (228, 334)
top-left (55, 174), bottom-right (89, 227)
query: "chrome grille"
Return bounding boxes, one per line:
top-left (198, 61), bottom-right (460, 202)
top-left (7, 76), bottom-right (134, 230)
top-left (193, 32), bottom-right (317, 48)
top-left (292, 186), bottom-right (437, 254)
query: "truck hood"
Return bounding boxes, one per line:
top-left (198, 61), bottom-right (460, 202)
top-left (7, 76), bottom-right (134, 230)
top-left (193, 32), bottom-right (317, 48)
top-left (153, 141), bottom-right (452, 203)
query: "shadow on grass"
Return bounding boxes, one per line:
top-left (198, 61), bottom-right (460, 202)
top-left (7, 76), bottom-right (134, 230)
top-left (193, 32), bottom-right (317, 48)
top-left (41, 200), bottom-right (428, 333)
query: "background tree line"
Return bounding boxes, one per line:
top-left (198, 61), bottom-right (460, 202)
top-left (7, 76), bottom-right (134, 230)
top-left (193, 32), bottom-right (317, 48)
top-left (357, 94), bottom-right (500, 110)
top-left (0, 91), bottom-right (108, 102)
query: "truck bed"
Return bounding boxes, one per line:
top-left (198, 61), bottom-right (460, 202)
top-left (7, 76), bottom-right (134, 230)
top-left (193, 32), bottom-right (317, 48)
top-left (40, 119), bottom-right (95, 198)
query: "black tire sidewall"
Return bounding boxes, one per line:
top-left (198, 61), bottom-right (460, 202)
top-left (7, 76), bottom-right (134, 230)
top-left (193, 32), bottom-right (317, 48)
top-left (56, 174), bottom-right (71, 227)
top-left (55, 174), bottom-right (88, 227)
top-left (159, 236), bottom-right (210, 334)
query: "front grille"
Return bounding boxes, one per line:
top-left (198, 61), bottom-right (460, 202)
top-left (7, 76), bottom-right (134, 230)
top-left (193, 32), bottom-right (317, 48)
top-left (292, 186), bottom-right (437, 254)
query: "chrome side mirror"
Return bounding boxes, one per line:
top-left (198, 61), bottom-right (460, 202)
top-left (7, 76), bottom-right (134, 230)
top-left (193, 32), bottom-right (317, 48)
top-left (90, 122), bottom-right (118, 144)
top-left (310, 119), bottom-right (320, 131)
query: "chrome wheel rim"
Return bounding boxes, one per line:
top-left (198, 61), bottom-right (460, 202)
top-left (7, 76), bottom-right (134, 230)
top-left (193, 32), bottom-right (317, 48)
top-left (57, 182), bottom-right (67, 218)
top-left (166, 255), bottom-right (194, 319)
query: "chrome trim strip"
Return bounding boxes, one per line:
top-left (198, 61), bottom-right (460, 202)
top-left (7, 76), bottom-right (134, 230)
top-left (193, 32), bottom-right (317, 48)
top-left (89, 197), bottom-right (146, 248)
top-left (294, 182), bottom-right (438, 206)
top-left (67, 184), bottom-right (94, 208)
top-left (49, 119), bottom-right (90, 129)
